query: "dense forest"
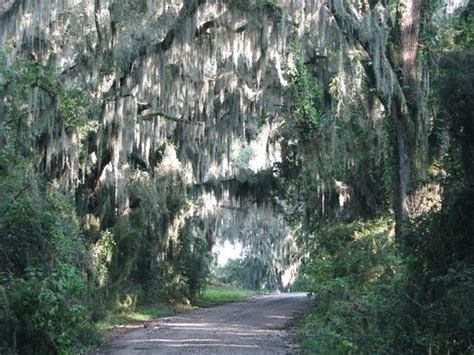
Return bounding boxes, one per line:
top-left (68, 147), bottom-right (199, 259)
top-left (0, 0), bottom-right (473, 353)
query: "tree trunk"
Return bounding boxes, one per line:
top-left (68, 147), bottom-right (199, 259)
top-left (392, 0), bottom-right (422, 244)
top-left (328, 0), bottom-right (423, 244)
top-left (391, 93), bottom-right (413, 243)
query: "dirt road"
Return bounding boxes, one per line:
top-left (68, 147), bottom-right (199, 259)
top-left (92, 293), bottom-right (310, 354)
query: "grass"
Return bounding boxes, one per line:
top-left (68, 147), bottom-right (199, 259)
top-left (96, 303), bottom-right (175, 332)
top-left (195, 284), bottom-right (257, 307)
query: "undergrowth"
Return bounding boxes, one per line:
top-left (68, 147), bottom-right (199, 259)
top-left (296, 188), bottom-right (474, 354)
top-left (294, 217), bottom-right (405, 354)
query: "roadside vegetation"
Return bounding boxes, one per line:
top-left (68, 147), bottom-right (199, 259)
top-left (0, 49), bottom-right (256, 349)
top-left (289, 3), bottom-right (474, 353)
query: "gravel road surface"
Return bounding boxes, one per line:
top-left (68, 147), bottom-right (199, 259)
top-left (92, 292), bottom-right (310, 354)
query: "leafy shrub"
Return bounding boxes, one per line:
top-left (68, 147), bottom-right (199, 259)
top-left (174, 221), bottom-right (212, 302)
top-left (0, 176), bottom-right (94, 354)
top-left (215, 256), bottom-right (274, 291)
top-left (298, 165), bottom-right (474, 353)
top-left (398, 185), bottom-right (474, 353)
top-left (296, 217), bottom-right (404, 353)
top-left (215, 259), bottom-right (246, 286)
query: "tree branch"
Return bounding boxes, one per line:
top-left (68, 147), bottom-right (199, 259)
top-left (31, 80), bottom-right (57, 99)
top-left (0, 183), bottom-right (30, 218)
top-left (138, 110), bottom-right (192, 124)
top-left (206, 110), bottom-right (231, 129)
top-left (219, 204), bottom-right (245, 211)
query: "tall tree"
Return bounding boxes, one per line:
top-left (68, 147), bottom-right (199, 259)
top-left (329, 0), bottom-right (425, 243)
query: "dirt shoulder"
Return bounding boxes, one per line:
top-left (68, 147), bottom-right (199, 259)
top-left (90, 293), bottom-right (311, 354)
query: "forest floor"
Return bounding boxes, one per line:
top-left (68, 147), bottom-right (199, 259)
top-left (90, 293), bottom-right (310, 354)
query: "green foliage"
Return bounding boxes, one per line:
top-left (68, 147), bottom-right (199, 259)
top-left (89, 168), bottom-right (212, 307)
top-left (0, 177), bottom-right (94, 353)
top-left (392, 183), bottom-right (474, 353)
top-left (215, 257), bottom-right (273, 291)
top-left (5, 266), bottom-right (88, 353)
top-left (297, 13), bottom-right (474, 351)
top-left (58, 85), bottom-right (96, 134)
top-left (437, 50), bottom-right (474, 180)
top-left (455, 7), bottom-right (474, 48)
top-left (0, 49), bottom-right (97, 354)
top-left (278, 46), bottom-right (388, 229)
top-left (399, 55), bottom-right (474, 349)
top-left (0, 49), bottom-right (97, 151)
top-left (288, 56), bottom-right (325, 141)
top-left (426, 2), bottom-right (474, 51)
top-left (215, 259), bottom-right (246, 286)
top-left (296, 217), bottom-right (405, 354)
top-left (174, 221), bottom-right (212, 302)
top-left (233, 145), bottom-right (255, 169)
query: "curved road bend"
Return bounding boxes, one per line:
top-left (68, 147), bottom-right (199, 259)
top-left (92, 292), bottom-right (311, 355)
